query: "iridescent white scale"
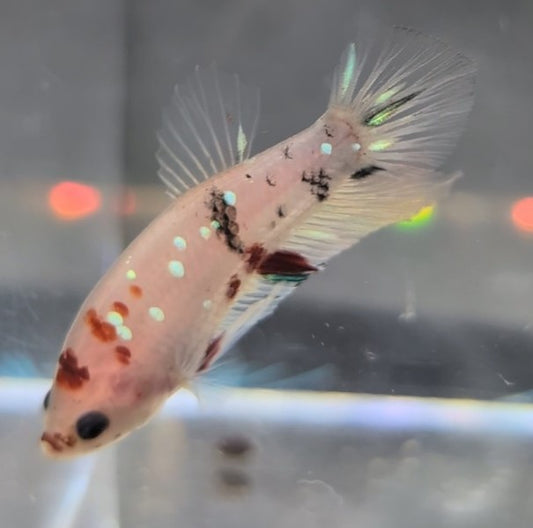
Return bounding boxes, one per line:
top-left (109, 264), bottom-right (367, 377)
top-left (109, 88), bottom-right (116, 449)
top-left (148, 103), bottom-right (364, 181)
top-left (41, 29), bottom-right (475, 457)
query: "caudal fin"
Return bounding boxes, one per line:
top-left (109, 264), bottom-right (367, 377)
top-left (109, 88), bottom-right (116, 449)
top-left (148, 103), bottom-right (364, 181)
top-left (329, 27), bottom-right (475, 172)
top-left (283, 28), bottom-right (475, 266)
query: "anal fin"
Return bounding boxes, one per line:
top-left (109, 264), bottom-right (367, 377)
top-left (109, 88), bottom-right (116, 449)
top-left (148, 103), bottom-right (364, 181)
top-left (283, 168), bottom-right (458, 267)
top-left (213, 276), bottom-right (297, 361)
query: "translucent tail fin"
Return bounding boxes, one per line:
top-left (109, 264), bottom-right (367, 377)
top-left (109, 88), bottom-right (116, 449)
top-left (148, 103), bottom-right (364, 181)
top-left (283, 29), bottom-right (475, 266)
top-left (329, 27), bottom-right (475, 171)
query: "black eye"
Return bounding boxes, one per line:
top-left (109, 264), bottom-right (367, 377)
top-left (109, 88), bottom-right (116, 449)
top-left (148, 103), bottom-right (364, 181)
top-left (76, 411), bottom-right (110, 440)
top-left (43, 389), bottom-right (51, 410)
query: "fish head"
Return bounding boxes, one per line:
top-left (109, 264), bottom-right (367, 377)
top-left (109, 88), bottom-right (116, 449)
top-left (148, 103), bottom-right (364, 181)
top-left (40, 336), bottom-right (180, 458)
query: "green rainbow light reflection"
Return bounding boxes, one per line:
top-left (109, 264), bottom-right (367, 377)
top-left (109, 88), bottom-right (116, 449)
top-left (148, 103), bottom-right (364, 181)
top-left (395, 205), bottom-right (435, 231)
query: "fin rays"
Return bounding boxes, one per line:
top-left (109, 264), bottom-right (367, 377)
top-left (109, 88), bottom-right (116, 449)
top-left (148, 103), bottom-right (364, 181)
top-left (157, 65), bottom-right (260, 198)
top-left (214, 278), bottom-right (296, 357)
top-left (330, 27), bottom-right (475, 171)
top-left (283, 170), bottom-right (459, 267)
top-left (284, 28), bottom-right (474, 267)
top-left (161, 29), bottom-right (474, 363)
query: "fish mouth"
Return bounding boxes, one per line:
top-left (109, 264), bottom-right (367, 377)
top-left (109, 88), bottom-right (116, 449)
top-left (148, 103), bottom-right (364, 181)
top-left (40, 431), bottom-right (77, 455)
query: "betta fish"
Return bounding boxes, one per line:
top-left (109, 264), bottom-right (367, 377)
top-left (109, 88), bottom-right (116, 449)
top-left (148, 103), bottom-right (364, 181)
top-left (41, 28), bottom-right (475, 457)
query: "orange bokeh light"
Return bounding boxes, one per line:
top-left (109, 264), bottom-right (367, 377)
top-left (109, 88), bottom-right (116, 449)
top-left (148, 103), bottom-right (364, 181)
top-left (511, 197), bottom-right (533, 233)
top-left (48, 181), bottom-right (101, 220)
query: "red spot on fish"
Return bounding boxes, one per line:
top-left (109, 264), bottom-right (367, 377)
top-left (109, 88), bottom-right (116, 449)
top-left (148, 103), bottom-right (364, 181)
top-left (56, 348), bottom-right (90, 390)
top-left (115, 345), bottom-right (131, 365)
top-left (245, 243), bottom-right (266, 272)
top-left (226, 274), bottom-right (241, 299)
top-left (258, 250), bottom-right (318, 276)
top-left (40, 432), bottom-right (63, 452)
top-left (197, 335), bottom-right (224, 373)
top-left (129, 285), bottom-right (142, 298)
top-left (85, 309), bottom-right (117, 342)
top-left (112, 301), bottom-right (129, 317)
top-left (41, 431), bottom-right (76, 452)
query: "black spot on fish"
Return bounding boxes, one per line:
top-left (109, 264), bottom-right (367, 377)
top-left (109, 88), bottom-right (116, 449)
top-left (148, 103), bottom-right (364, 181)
top-left (245, 173), bottom-right (252, 179)
top-left (301, 168), bottom-right (331, 201)
top-left (324, 124), bottom-right (334, 137)
top-left (364, 91), bottom-right (421, 126)
top-left (351, 165), bottom-right (385, 180)
top-left (209, 189), bottom-right (244, 253)
top-left (283, 145), bottom-right (292, 159)
top-left (266, 174), bottom-right (276, 187)
top-left (277, 205), bottom-right (287, 218)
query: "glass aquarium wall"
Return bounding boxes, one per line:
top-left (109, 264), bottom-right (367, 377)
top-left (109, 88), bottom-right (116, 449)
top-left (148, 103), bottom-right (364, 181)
top-left (1, 1), bottom-right (533, 526)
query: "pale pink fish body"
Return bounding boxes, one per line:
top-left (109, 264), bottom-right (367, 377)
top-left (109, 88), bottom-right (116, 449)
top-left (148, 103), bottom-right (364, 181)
top-left (41, 28), bottom-right (475, 457)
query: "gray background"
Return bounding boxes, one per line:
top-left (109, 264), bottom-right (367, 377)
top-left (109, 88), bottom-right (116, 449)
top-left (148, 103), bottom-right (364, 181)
top-left (1, 1), bottom-right (533, 527)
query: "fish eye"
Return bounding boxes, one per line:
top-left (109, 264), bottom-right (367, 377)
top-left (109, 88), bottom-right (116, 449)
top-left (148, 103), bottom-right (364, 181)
top-left (76, 411), bottom-right (110, 440)
top-left (43, 389), bottom-right (51, 410)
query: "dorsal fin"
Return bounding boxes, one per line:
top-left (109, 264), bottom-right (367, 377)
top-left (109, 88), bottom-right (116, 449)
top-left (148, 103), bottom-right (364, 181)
top-left (157, 65), bottom-right (260, 197)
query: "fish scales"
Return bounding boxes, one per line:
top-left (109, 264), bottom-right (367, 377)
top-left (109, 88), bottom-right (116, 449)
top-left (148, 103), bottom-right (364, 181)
top-left (41, 28), bottom-right (475, 457)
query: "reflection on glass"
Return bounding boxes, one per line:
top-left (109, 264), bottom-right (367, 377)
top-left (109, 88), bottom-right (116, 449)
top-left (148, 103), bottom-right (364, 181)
top-left (48, 181), bottom-right (101, 221)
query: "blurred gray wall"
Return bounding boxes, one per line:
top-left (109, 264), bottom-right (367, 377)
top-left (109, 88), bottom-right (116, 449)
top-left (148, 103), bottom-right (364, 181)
top-left (0, 0), bottom-right (125, 286)
top-left (0, 1), bottom-right (126, 370)
top-left (1, 0), bottom-right (533, 372)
